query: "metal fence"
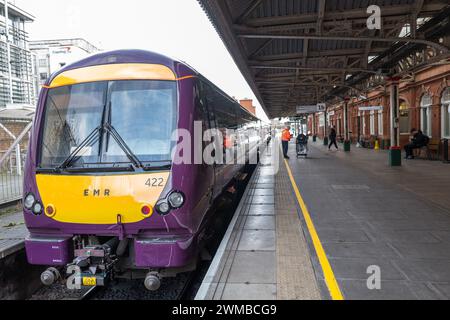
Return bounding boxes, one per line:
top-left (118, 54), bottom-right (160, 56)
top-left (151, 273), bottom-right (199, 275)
top-left (0, 122), bottom-right (32, 205)
top-left (0, 148), bottom-right (26, 205)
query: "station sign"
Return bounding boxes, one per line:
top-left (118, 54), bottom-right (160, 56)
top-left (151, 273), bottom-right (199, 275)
top-left (358, 106), bottom-right (383, 111)
top-left (296, 103), bottom-right (326, 114)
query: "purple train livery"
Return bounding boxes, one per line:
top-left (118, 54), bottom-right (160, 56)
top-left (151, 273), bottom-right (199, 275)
top-left (22, 49), bottom-right (267, 290)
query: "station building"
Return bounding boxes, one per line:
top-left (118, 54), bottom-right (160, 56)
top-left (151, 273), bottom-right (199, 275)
top-left (239, 98), bottom-right (257, 116)
top-left (30, 38), bottom-right (101, 88)
top-left (0, 1), bottom-right (36, 108)
top-left (310, 64), bottom-right (450, 151)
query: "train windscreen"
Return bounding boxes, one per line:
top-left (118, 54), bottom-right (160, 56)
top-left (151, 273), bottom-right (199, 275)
top-left (39, 80), bottom-right (177, 170)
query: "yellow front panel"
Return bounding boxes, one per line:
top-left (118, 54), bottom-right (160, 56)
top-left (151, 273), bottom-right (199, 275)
top-left (46, 63), bottom-right (177, 88)
top-left (36, 172), bottom-right (170, 224)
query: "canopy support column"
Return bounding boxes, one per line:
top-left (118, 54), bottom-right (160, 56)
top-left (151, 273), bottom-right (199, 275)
top-left (388, 77), bottom-right (402, 166)
top-left (344, 97), bottom-right (351, 152)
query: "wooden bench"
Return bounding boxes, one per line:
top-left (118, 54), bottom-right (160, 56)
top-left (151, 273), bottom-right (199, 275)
top-left (414, 139), bottom-right (440, 160)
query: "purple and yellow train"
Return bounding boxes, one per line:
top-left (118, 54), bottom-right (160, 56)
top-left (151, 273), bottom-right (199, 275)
top-left (23, 49), bottom-right (266, 290)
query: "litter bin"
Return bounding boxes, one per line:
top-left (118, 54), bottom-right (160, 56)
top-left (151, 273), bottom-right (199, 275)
top-left (344, 140), bottom-right (351, 152)
top-left (389, 146), bottom-right (402, 166)
top-left (443, 139), bottom-right (449, 163)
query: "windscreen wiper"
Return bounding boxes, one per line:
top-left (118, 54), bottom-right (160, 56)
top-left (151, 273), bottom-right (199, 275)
top-left (103, 123), bottom-right (144, 169)
top-left (57, 125), bottom-right (102, 170)
top-left (142, 161), bottom-right (172, 171)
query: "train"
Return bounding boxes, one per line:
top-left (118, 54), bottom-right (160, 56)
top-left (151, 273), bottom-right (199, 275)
top-left (22, 49), bottom-right (269, 290)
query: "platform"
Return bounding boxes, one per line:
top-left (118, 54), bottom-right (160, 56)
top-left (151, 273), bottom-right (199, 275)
top-left (195, 145), bottom-right (322, 300)
top-left (0, 211), bottom-right (26, 259)
top-left (197, 139), bottom-right (450, 300)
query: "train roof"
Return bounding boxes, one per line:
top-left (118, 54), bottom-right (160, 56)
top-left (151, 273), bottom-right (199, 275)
top-left (46, 49), bottom-right (259, 122)
top-left (46, 49), bottom-right (197, 86)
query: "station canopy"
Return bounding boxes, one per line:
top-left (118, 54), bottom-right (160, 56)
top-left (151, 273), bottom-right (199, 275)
top-left (198, 0), bottom-right (450, 118)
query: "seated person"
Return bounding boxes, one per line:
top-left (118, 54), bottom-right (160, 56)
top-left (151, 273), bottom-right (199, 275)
top-left (404, 128), bottom-right (429, 159)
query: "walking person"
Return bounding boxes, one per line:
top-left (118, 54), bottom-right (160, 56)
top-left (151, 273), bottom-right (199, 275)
top-left (328, 126), bottom-right (338, 150)
top-left (281, 126), bottom-right (292, 159)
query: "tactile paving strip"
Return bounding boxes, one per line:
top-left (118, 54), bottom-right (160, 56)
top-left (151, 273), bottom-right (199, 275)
top-left (275, 151), bottom-right (322, 300)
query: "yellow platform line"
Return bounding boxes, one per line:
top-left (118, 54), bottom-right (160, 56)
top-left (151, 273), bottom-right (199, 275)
top-left (284, 159), bottom-right (344, 300)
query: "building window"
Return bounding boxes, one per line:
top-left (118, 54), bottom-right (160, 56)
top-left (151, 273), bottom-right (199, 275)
top-left (39, 59), bottom-right (48, 67)
top-left (442, 88), bottom-right (450, 138)
top-left (399, 101), bottom-right (410, 134)
top-left (420, 94), bottom-right (433, 137)
top-left (377, 111), bottom-right (383, 135)
top-left (40, 73), bottom-right (48, 81)
top-left (370, 111), bottom-right (375, 135)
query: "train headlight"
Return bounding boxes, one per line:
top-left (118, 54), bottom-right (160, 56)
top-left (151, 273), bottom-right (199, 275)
top-left (156, 201), bottom-right (170, 216)
top-left (24, 193), bottom-right (35, 210)
top-left (168, 192), bottom-right (185, 209)
top-left (32, 202), bottom-right (43, 215)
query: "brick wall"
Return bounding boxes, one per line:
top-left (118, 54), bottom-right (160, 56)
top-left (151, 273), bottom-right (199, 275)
top-left (239, 99), bottom-right (256, 116)
top-left (308, 64), bottom-right (450, 156)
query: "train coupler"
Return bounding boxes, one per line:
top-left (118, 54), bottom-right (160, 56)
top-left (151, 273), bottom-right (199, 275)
top-left (66, 239), bottom-right (119, 290)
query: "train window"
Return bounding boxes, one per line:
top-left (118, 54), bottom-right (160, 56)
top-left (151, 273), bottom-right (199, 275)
top-left (39, 82), bottom-right (107, 167)
top-left (39, 80), bottom-right (177, 169)
top-left (195, 82), bottom-right (211, 131)
top-left (104, 80), bottom-right (177, 163)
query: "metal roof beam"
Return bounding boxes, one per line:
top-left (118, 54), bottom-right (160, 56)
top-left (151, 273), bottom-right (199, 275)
top-left (252, 47), bottom-right (388, 62)
top-left (243, 3), bottom-right (445, 27)
top-left (412, 0), bottom-right (425, 38)
top-left (235, 0), bottom-right (263, 24)
top-left (317, 0), bottom-right (326, 35)
top-left (234, 15), bottom-right (420, 34)
top-left (250, 65), bottom-right (379, 74)
top-left (238, 34), bottom-right (449, 52)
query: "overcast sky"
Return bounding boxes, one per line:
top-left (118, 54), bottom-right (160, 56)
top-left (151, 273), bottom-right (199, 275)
top-left (14, 0), bottom-right (269, 121)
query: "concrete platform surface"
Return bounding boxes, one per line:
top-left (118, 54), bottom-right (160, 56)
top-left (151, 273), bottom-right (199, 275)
top-left (288, 140), bottom-right (450, 300)
top-left (196, 145), bottom-right (322, 300)
top-left (0, 211), bottom-right (26, 259)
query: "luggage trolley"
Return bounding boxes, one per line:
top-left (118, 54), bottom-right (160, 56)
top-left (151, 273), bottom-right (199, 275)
top-left (296, 134), bottom-right (309, 158)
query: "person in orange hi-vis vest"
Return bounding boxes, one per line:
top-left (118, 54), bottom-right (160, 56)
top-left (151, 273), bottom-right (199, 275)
top-left (281, 126), bottom-right (292, 159)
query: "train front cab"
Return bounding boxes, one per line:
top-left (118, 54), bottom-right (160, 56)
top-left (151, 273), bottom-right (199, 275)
top-left (22, 51), bottom-right (264, 290)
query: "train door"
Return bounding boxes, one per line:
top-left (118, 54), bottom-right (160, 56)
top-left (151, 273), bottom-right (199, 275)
top-left (210, 104), bottom-right (226, 199)
top-left (197, 81), bottom-right (216, 205)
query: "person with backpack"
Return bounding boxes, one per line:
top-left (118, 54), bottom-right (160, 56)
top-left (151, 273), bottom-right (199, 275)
top-left (404, 128), bottom-right (429, 159)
